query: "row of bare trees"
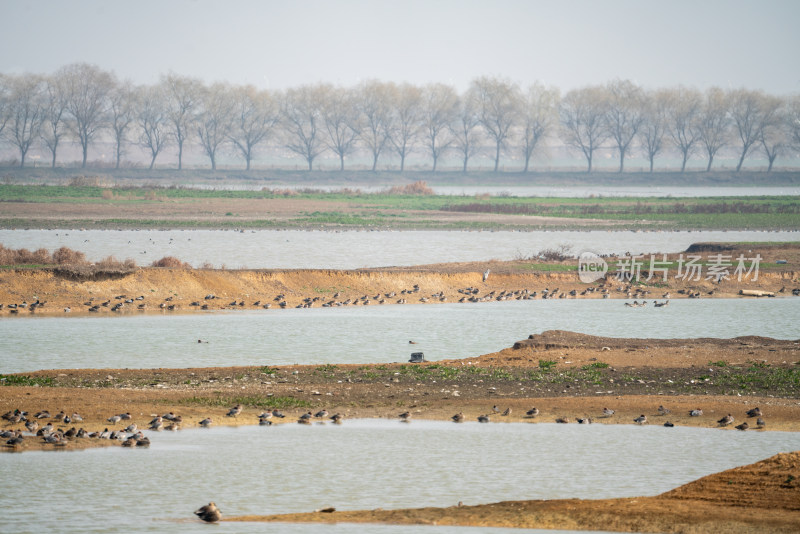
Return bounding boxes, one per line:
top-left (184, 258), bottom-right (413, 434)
top-left (1, 64), bottom-right (799, 172)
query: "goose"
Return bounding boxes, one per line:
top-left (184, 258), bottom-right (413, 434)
top-left (194, 502), bottom-right (222, 523)
top-left (717, 414), bottom-right (734, 426)
top-left (745, 407), bottom-right (761, 418)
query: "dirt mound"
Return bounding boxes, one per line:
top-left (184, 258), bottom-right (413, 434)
top-left (662, 451), bottom-right (800, 511)
top-left (511, 330), bottom-right (798, 351)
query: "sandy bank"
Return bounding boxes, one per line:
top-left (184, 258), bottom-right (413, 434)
top-left (225, 452), bottom-right (800, 533)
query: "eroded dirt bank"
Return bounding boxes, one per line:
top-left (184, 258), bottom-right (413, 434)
top-left (0, 257), bottom-right (796, 316)
top-left (226, 452), bottom-right (800, 533)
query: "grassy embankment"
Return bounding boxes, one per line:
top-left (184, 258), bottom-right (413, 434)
top-left (0, 184), bottom-right (798, 230)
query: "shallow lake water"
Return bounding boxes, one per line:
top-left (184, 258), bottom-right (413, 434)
top-left (1, 298), bottom-right (797, 373)
top-left (1, 420), bottom-right (798, 533)
top-left (0, 228), bottom-right (796, 269)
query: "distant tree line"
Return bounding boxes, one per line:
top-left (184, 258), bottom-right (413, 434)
top-left (0, 63), bottom-right (798, 173)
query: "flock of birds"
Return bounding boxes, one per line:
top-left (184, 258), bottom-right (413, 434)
top-left (4, 279), bottom-right (752, 316)
top-left (3, 401), bottom-right (770, 524)
top-left (2, 402), bottom-right (769, 450)
top-left (397, 404), bottom-right (767, 430)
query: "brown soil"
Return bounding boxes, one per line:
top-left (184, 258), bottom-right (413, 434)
top-left (1, 253), bottom-right (797, 317)
top-left (227, 452), bottom-right (800, 533)
top-left (0, 197), bottom-right (618, 228)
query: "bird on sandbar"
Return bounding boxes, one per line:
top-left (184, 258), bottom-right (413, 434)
top-left (491, 405), bottom-right (500, 414)
top-left (272, 409), bottom-right (286, 418)
top-left (634, 415), bottom-right (647, 425)
top-left (330, 413), bottom-right (343, 423)
top-left (314, 409), bottom-right (329, 419)
top-left (756, 417), bottom-right (766, 429)
top-left (483, 269), bottom-right (490, 282)
top-left (195, 502), bottom-right (222, 523)
top-left (689, 409), bottom-right (703, 417)
top-left (477, 414), bottom-right (490, 423)
top-left (735, 421), bottom-right (749, 431)
top-left (501, 408), bottom-right (511, 417)
top-left (199, 418), bottom-right (213, 428)
top-left (746, 407), bottom-right (762, 418)
top-left (663, 421), bottom-right (675, 427)
top-left (602, 407), bottom-right (615, 417)
top-left (576, 417), bottom-right (592, 424)
top-left (398, 411), bottom-right (411, 422)
top-left (107, 415), bottom-right (121, 425)
top-left (526, 407), bottom-right (539, 418)
top-left (658, 405), bottom-right (671, 416)
top-left (717, 414), bottom-right (734, 426)
top-left (226, 404), bottom-right (242, 418)
top-left (555, 417), bottom-right (569, 424)
top-left (451, 412), bottom-right (464, 423)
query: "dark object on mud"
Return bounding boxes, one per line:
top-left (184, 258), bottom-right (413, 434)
top-left (195, 502), bottom-right (221, 522)
top-left (409, 352), bottom-right (425, 363)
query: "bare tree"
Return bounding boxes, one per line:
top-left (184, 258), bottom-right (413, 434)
top-left (470, 76), bottom-right (518, 172)
top-left (386, 83), bottom-right (422, 171)
top-left (228, 85), bottom-right (279, 170)
top-left (559, 85), bottom-right (608, 173)
top-left (195, 83), bottom-right (234, 170)
top-left (696, 87), bottom-right (730, 172)
top-left (664, 86), bottom-right (702, 172)
top-left (108, 80), bottom-right (136, 169)
top-left (0, 74), bottom-right (10, 140)
top-left (420, 83), bottom-right (458, 171)
top-left (40, 74), bottom-right (69, 168)
top-left (6, 74), bottom-right (46, 167)
top-left (352, 80), bottom-right (392, 172)
top-left (517, 83), bottom-right (559, 173)
top-left (58, 63), bottom-right (114, 168)
top-left (603, 80), bottom-right (645, 172)
top-left (637, 89), bottom-right (670, 172)
top-left (729, 88), bottom-right (782, 172)
top-left (451, 91), bottom-right (482, 172)
top-left (281, 84), bottom-right (326, 171)
top-left (759, 96), bottom-right (789, 172)
top-left (162, 73), bottom-right (201, 170)
top-left (319, 85), bottom-right (358, 171)
top-left (136, 85), bottom-right (170, 170)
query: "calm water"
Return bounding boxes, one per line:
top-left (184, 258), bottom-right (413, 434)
top-left (1, 229), bottom-right (796, 269)
top-left (1, 421), bottom-right (798, 533)
top-left (1, 298), bottom-right (797, 373)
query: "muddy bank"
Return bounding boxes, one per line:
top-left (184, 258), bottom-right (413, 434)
top-left (226, 452), bottom-right (800, 533)
top-left (0, 257), bottom-right (796, 316)
top-left (3, 331), bottom-right (799, 452)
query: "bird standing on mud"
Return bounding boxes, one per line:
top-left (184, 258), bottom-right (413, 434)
top-left (195, 502), bottom-right (222, 523)
top-left (483, 269), bottom-right (490, 282)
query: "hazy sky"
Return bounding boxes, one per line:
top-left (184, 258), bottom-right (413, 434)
top-left (2, 0), bottom-right (798, 94)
